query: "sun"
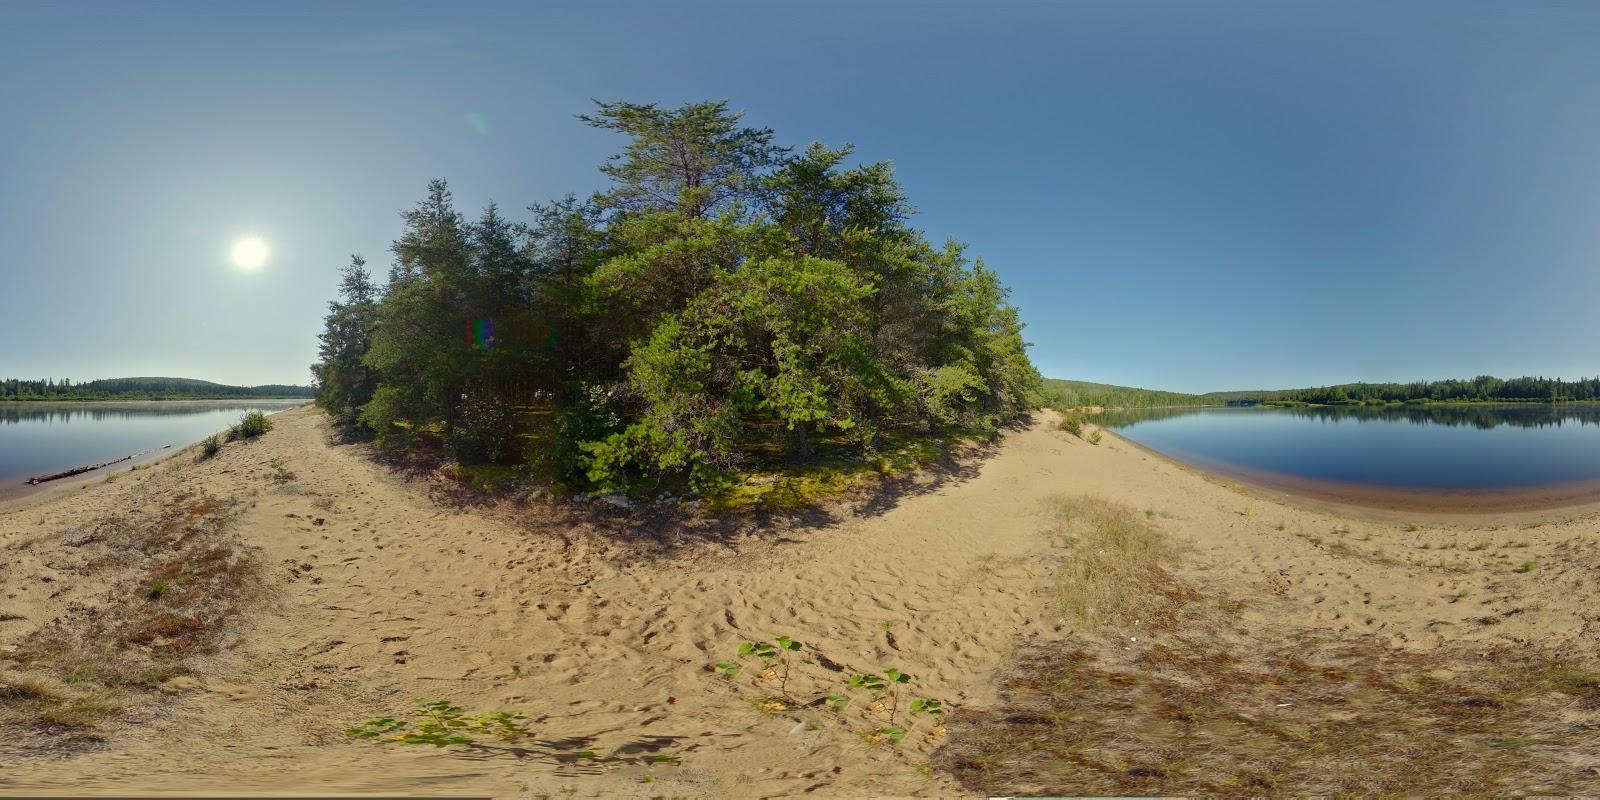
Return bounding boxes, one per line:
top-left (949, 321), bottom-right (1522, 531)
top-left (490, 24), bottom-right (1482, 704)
top-left (231, 237), bottom-right (269, 270)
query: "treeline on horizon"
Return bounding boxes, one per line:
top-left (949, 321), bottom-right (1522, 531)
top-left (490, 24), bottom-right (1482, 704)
top-left (312, 101), bottom-right (1041, 495)
top-left (1047, 374), bottom-right (1600, 410)
top-left (0, 377), bottom-right (313, 401)
top-left (1280, 376), bottom-right (1600, 404)
top-left (1043, 378), bottom-right (1214, 409)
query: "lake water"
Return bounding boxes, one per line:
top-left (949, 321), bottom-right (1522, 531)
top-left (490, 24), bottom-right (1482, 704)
top-left (0, 400), bottom-right (306, 490)
top-left (1098, 404), bottom-right (1600, 508)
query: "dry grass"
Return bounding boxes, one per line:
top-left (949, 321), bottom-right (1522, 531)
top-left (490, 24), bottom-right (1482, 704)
top-left (1043, 495), bottom-right (1184, 627)
top-left (0, 492), bottom-right (258, 756)
top-left (937, 634), bottom-right (1600, 795)
top-left (935, 493), bottom-right (1600, 795)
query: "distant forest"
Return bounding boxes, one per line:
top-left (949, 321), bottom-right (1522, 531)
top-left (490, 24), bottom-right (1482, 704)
top-left (1047, 375), bottom-right (1600, 409)
top-left (1279, 376), bottom-right (1600, 404)
top-left (312, 101), bottom-right (1040, 495)
top-left (1043, 379), bottom-right (1213, 409)
top-left (0, 377), bottom-right (313, 401)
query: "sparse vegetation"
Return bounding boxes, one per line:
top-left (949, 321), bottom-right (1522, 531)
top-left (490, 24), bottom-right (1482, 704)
top-left (1044, 495), bottom-right (1172, 626)
top-left (348, 698), bottom-right (685, 773)
top-left (0, 494), bottom-right (257, 753)
top-left (197, 434), bottom-right (221, 462)
top-left (936, 493), bottom-right (1600, 795)
top-left (267, 456), bottom-right (294, 482)
top-left (229, 410), bottom-right (273, 440)
top-left (1058, 411), bottom-right (1084, 437)
top-left (348, 699), bottom-right (532, 746)
top-left (715, 634), bottom-right (951, 749)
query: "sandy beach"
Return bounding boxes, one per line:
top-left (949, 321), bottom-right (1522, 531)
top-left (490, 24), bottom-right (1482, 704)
top-left (3, 405), bottom-right (1599, 796)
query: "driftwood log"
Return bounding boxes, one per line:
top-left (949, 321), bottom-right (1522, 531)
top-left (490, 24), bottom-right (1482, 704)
top-left (26, 455), bottom-right (133, 486)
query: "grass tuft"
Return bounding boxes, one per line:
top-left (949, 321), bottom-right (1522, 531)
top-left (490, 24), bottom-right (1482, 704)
top-left (1043, 495), bottom-right (1174, 626)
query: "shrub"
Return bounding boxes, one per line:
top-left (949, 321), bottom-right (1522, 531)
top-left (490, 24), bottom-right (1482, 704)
top-left (231, 411), bottom-right (273, 440)
top-left (1058, 411), bottom-right (1085, 437)
top-left (451, 391), bottom-right (517, 464)
top-left (197, 434), bottom-right (221, 462)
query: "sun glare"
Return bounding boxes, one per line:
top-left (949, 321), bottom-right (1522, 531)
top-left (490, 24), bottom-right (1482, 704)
top-left (231, 237), bottom-right (269, 270)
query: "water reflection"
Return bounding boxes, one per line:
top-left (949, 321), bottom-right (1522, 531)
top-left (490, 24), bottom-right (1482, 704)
top-left (1094, 402), bottom-right (1600, 495)
top-left (0, 400), bottom-right (305, 425)
top-left (0, 400), bottom-right (307, 488)
top-left (1097, 403), bottom-right (1600, 431)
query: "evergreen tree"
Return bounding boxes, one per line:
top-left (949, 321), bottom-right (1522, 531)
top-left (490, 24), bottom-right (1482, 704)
top-left (312, 255), bottom-right (381, 426)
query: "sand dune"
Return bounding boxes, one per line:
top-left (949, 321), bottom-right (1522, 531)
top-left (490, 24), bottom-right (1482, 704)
top-left (3, 406), bottom-right (1599, 796)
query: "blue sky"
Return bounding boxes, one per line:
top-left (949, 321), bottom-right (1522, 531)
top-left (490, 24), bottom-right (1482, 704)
top-left (3, 1), bottom-right (1599, 392)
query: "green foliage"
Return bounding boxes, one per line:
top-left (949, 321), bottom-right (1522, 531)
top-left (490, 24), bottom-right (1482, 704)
top-left (1058, 412), bottom-right (1084, 437)
top-left (0, 377), bottom-right (311, 402)
top-left (314, 100), bottom-right (1041, 495)
top-left (1281, 375), bottom-right (1600, 405)
top-left (1088, 430), bottom-right (1103, 445)
top-left (312, 255), bottom-right (381, 427)
top-left (230, 411), bottom-right (273, 440)
top-left (1043, 379), bottom-right (1212, 410)
top-left (346, 699), bottom-right (533, 746)
top-left (712, 633), bottom-right (952, 749)
top-left (197, 434), bottom-right (221, 462)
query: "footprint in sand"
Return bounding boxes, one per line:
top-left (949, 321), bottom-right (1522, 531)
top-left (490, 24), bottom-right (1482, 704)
top-left (207, 683), bottom-right (260, 701)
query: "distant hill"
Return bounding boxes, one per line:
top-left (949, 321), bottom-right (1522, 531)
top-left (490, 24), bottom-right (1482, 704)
top-left (1044, 378), bottom-right (1208, 409)
top-left (1044, 379), bottom-right (1289, 409)
top-left (0, 376), bottom-right (314, 401)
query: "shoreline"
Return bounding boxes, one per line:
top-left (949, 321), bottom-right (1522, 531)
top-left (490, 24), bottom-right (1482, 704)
top-left (5, 407), bottom-right (1600, 795)
top-left (0, 402), bottom-right (310, 511)
top-left (1099, 425), bottom-right (1600, 521)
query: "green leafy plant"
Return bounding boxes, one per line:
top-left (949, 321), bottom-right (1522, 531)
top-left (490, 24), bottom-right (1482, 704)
top-left (346, 699), bottom-right (532, 746)
top-left (197, 434), bottom-right (221, 462)
top-left (1088, 430), bottom-right (1102, 445)
top-left (714, 636), bottom-right (952, 748)
top-left (1516, 560), bottom-right (1538, 573)
top-left (723, 635), bottom-right (804, 701)
top-left (229, 410), bottom-right (273, 441)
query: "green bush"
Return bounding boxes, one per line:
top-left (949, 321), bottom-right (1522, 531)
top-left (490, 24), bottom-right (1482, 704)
top-left (197, 434), bottom-right (221, 462)
top-left (231, 410), bottom-right (273, 440)
top-left (1058, 411), bottom-right (1085, 437)
top-left (451, 391), bottom-right (517, 463)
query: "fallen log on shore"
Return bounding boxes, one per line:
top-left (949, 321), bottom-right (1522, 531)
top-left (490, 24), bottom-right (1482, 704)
top-left (26, 455), bottom-right (133, 486)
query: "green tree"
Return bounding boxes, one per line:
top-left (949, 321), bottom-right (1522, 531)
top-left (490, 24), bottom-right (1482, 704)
top-left (312, 255), bottom-right (382, 426)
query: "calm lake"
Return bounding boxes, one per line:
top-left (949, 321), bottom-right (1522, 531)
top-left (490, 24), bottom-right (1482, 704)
top-left (1099, 404), bottom-right (1600, 507)
top-left (0, 400), bottom-right (306, 491)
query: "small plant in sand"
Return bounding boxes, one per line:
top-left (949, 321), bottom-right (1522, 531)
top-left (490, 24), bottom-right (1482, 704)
top-left (717, 635), bottom-right (804, 706)
top-left (1516, 560), bottom-right (1538, 573)
top-left (267, 456), bottom-right (295, 482)
top-left (714, 637), bottom-right (951, 747)
top-left (1088, 430), bottom-right (1102, 445)
top-left (197, 434), bottom-right (222, 462)
top-left (834, 668), bottom-right (948, 746)
top-left (347, 699), bottom-right (533, 746)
